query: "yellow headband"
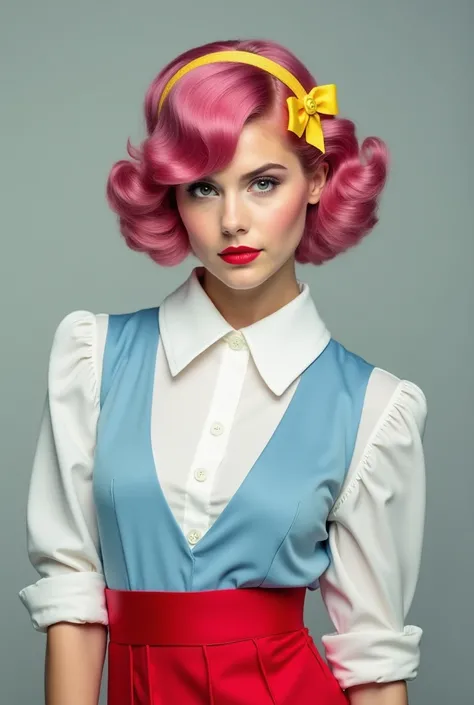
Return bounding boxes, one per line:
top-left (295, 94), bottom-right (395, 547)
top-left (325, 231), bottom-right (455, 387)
top-left (157, 50), bottom-right (338, 154)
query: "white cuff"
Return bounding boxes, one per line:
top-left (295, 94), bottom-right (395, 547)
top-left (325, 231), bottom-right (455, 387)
top-left (322, 625), bottom-right (422, 689)
top-left (18, 571), bottom-right (108, 633)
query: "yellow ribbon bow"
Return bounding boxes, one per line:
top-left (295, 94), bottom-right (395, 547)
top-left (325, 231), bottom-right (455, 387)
top-left (287, 85), bottom-right (338, 153)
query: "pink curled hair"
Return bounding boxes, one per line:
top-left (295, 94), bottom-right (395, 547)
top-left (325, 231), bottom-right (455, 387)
top-left (106, 39), bottom-right (389, 266)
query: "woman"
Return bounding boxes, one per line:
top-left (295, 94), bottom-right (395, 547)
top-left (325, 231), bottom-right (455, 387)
top-left (19, 38), bottom-right (427, 705)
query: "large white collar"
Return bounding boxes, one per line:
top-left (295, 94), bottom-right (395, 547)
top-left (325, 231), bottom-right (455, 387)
top-left (159, 267), bottom-right (331, 396)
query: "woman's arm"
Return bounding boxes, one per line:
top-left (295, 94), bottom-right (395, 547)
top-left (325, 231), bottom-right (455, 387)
top-left (46, 623), bottom-right (107, 705)
top-left (346, 681), bottom-right (408, 705)
top-left (19, 312), bottom-right (110, 701)
top-left (319, 374), bottom-right (427, 693)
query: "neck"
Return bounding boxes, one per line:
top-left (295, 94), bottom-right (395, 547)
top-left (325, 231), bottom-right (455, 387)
top-left (199, 260), bottom-right (301, 329)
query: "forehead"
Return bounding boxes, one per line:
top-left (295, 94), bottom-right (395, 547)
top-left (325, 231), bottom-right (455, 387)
top-left (218, 118), bottom-right (298, 175)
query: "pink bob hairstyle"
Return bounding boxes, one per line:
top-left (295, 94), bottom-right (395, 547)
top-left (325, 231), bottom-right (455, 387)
top-left (106, 38), bottom-right (389, 266)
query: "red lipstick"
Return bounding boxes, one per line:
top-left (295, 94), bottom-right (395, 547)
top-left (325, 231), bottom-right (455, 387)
top-left (219, 245), bottom-right (262, 265)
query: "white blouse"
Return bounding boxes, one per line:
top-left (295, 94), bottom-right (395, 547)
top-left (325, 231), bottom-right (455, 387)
top-left (18, 267), bottom-right (427, 690)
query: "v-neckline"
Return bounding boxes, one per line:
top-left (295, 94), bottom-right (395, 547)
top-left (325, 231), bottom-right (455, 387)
top-left (148, 308), bottom-right (312, 560)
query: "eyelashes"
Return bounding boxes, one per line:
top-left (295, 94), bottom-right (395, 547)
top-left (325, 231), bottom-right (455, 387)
top-left (185, 176), bottom-right (281, 199)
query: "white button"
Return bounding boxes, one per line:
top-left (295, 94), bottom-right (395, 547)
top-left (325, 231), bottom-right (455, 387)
top-left (194, 468), bottom-right (208, 482)
top-left (210, 422), bottom-right (224, 436)
top-left (226, 331), bottom-right (247, 351)
top-left (187, 529), bottom-right (202, 545)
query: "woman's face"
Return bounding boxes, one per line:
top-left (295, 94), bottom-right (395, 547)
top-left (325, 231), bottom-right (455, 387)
top-left (175, 117), bottom-right (327, 292)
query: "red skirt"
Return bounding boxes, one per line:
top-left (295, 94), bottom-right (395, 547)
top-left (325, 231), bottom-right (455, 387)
top-left (105, 587), bottom-right (348, 705)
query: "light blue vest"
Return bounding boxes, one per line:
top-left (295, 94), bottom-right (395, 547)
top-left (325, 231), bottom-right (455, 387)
top-left (93, 307), bottom-right (373, 593)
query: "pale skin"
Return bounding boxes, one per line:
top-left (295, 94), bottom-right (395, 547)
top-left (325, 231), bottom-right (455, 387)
top-left (45, 622), bottom-right (107, 705)
top-left (45, 116), bottom-right (408, 705)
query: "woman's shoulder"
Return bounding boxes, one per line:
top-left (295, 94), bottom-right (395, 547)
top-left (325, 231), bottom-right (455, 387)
top-left (330, 361), bottom-right (428, 517)
top-left (331, 339), bottom-right (427, 423)
top-left (365, 365), bottom-right (427, 430)
top-left (343, 364), bottom-right (428, 485)
top-left (51, 304), bottom-right (160, 352)
top-left (48, 310), bottom-right (110, 401)
top-left (51, 309), bottom-right (108, 348)
top-left (49, 306), bottom-right (159, 390)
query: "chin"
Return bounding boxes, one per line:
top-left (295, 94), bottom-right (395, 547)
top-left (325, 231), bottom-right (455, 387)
top-left (207, 261), bottom-right (277, 292)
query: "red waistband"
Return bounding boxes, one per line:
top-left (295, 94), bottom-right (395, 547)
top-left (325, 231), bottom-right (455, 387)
top-left (105, 587), bottom-right (306, 646)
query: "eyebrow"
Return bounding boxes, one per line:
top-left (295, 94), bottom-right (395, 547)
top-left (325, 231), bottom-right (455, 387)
top-left (204, 162), bottom-right (288, 185)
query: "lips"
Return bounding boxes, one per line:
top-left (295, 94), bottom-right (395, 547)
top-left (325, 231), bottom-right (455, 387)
top-left (218, 248), bottom-right (262, 265)
top-left (219, 246), bottom-right (261, 255)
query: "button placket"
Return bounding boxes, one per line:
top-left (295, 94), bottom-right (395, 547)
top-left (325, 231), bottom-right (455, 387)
top-left (182, 340), bottom-right (250, 543)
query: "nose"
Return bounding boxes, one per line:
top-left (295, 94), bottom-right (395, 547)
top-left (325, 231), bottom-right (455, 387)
top-left (220, 192), bottom-right (250, 237)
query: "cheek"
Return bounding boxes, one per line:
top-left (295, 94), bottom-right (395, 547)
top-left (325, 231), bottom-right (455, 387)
top-left (261, 190), bottom-right (308, 241)
top-left (177, 200), bottom-right (212, 246)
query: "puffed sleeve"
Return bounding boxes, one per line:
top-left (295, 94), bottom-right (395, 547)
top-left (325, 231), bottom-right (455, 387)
top-left (319, 377), bottom-right (427, 689)
top-left (18, 310), bottom-right (109, 632)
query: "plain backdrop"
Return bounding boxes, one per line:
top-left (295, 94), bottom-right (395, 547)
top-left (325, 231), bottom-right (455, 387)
top-left (1, 1), bottom-right (472, 703)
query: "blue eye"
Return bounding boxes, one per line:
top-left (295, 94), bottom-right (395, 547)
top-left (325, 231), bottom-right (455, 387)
top-left (185, 176), bottom-right (281, 199)
top-left (250, 177), bottom-right (280, 194)
top-left (186, 183), bottom-right (218, 199)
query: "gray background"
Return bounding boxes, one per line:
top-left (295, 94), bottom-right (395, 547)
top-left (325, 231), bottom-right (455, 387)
top-left (2, 0), bottom-right (472, 703)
